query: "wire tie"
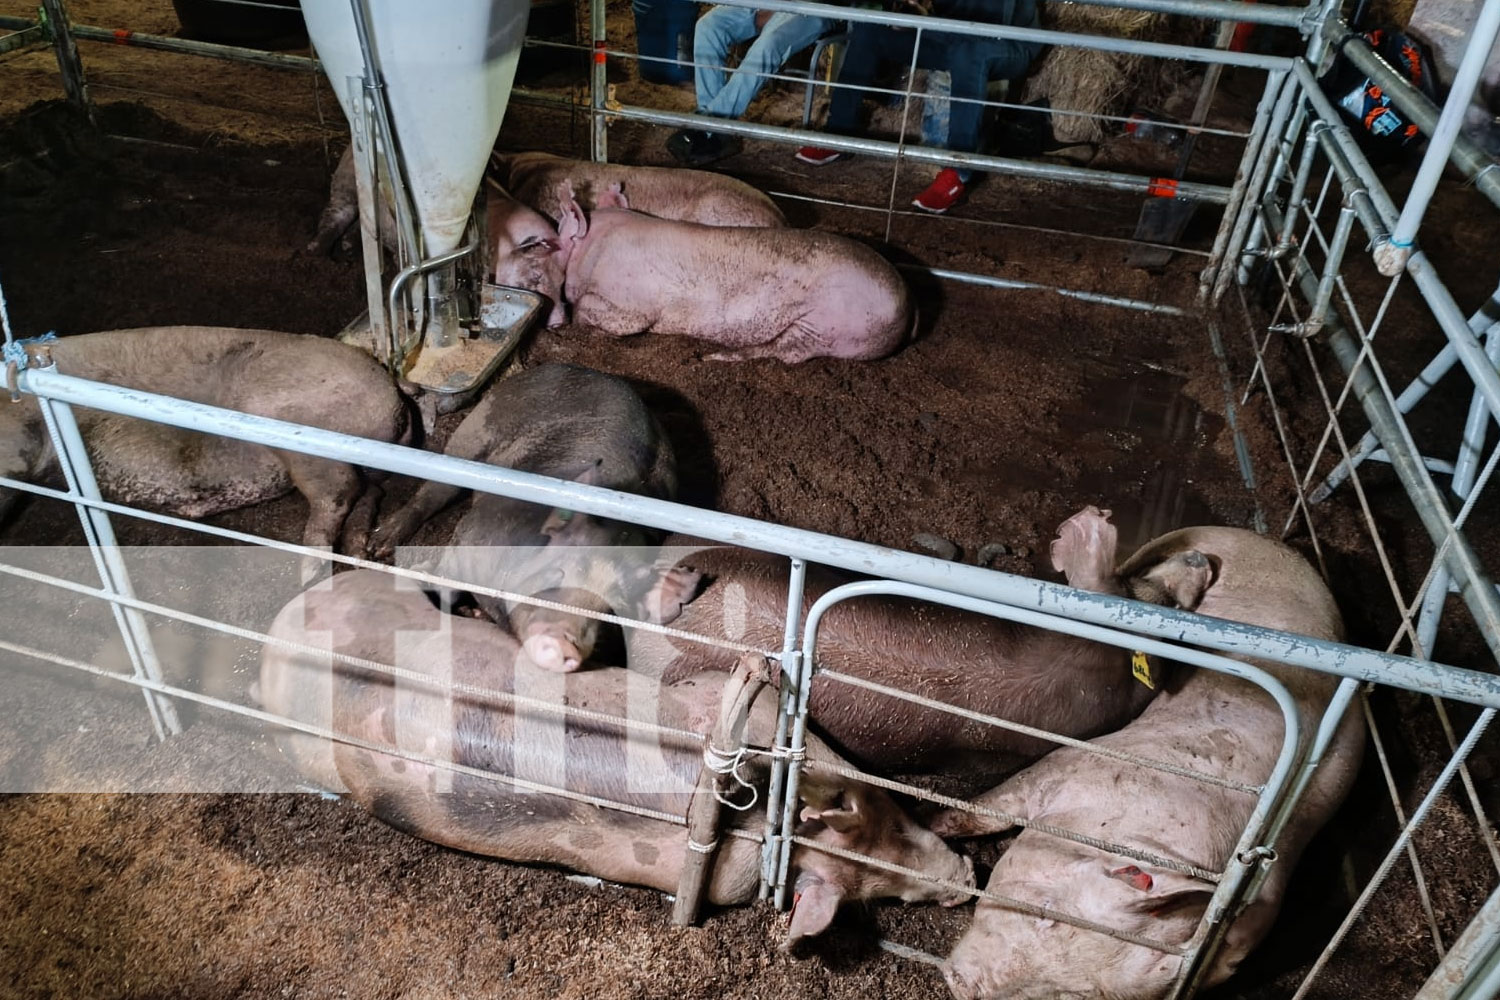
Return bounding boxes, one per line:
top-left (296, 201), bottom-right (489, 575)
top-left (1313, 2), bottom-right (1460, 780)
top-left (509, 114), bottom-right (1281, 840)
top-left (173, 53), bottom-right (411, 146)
top-left (1237, 845), bottom-right (1278, 866)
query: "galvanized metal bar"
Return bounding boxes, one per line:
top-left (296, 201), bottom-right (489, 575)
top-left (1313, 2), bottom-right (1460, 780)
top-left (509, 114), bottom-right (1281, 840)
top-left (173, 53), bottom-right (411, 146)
top-left (1218, 73), bottom-right (1294, 294)
top-left (1373, 0), bottom-right (1500, 275)
top-left (1334, 19), bottom-right (1500, 214)
top-left (793, 579), bottom-right (1302, 987)
top-left (1260, 191), bottom-right (1500, 662)
top-left (32, 390), bottom-right (179, 739)
top-left (1292, 708), bottom-right (1496, 999)
top-left (589, 0), bottom-right (606, 162)
top-left (701, 0), bottom-right (1299, 65)
top-left (0, 23), bottom-right (44, 57)
top-left (612, 105), bottom-right (1232, 203)
top-left (344, 77), bottom-right (392, 368)
top-left (1206, 70), bottom-right (1290, 299)
top-left (346, 0), bottom-right (421, 270)
top-left (1293, 60), bottom-right (1500, 440)
top-left (16, 366), bottom-right (1500, 709)
top-left (38, 0), bottom-right (94, 124)
top-left (1270, 121), bottom-right (1325, 258)
top-left (71, 21), bottom-right (318, 72)
top-left (1210, 69), bottom-right (1296, 303)
top-left (759, 557), bottom-right (806, 900)
top-left (1296, 201), bottom-right (1358, 338)
top-left (913, 266), bottom-right (1189, 315)
top-left (1416, 883), bottom-right (1500, 1000)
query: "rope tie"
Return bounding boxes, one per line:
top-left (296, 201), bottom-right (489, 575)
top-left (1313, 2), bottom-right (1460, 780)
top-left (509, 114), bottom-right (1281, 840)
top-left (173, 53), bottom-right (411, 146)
top-left (686, 837), bottom-right (719, 854)
top-left (3, 332), bottom-right (54, 403)
top-left (703, 742), bottom-right (758, 812)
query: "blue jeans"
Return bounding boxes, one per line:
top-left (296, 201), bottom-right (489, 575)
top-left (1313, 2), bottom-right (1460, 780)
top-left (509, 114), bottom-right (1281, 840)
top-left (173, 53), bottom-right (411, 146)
top-left (694, 6), bottom-right (835, 119)
top-left (826, 23), bottom-right (1040, 154)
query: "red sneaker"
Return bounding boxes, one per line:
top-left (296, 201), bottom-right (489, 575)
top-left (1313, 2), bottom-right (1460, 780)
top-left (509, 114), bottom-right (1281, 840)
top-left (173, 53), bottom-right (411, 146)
top-left (912, 168), bottom-right (966, 214)
top-left (795, 145), bottom-right (843, 166)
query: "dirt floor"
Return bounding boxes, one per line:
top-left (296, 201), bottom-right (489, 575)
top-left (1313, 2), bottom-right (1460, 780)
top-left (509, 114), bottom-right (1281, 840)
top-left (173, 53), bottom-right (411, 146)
top-left (1, 1), bottom-right (1499, 998)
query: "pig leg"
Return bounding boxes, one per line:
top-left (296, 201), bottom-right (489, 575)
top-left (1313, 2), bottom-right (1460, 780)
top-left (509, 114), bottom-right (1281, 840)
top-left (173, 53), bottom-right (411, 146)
top-left (704, 317), bottom-right (822, 364)
top-left (307, 150), bottom-right (358, 256)
top-left (281, 452), bottom-right (363, 579)
top-left (928, 784), bottom-right (1028, 838)
top-left (339, 482), bottom-right (384, 558)
top-left (370, 394), bottom-right (509, 558)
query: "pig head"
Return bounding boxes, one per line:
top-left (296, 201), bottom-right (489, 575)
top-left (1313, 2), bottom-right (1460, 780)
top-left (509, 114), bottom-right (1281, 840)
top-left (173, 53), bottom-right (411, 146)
top-left (485, 178), bottom-right (574, 328)
top-left (937, 526), bottom-right (1365, 1000)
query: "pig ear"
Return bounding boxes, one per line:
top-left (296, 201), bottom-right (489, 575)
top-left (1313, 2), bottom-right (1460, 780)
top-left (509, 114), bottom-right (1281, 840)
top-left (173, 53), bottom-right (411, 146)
top-left (797, 784), bottom-right (863, 834)
top-left (1117, 867), bottom-right (1215, 919)
top-left (597, 181), bottom-right (630, 210)
top-left (785, 878), bottom-right (843, 945)
top-left (1049, 505), bottom-right (1117, 590)
top-left (557, 181), bottom-right (588, 243)
top-left (541, 463), bottom-right (603, 538)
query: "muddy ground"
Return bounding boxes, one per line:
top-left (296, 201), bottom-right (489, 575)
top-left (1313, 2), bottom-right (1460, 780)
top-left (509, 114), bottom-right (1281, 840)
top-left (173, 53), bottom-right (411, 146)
top-left (1, 0), bottom-right (1499, 998)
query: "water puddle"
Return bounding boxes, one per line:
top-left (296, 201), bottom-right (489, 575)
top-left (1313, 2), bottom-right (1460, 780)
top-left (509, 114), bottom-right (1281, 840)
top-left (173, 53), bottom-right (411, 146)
top-left (1056, 360), bottom-right (1224, 551)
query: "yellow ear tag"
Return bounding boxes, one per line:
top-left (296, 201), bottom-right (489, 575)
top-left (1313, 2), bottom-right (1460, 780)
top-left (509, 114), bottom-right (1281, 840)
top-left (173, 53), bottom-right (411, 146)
top-left (1131, 651), bottom-right (1156, 690)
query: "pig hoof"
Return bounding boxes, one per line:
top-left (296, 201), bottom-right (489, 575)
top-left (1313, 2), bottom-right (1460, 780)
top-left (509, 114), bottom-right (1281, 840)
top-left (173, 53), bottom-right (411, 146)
top-left (913, 533), bottom-right (959, 561)
top-left (522, 633), bottom-right (584, 673)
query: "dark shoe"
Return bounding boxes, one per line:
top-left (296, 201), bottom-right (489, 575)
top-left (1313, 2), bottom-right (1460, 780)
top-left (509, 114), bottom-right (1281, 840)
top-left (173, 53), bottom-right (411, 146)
top-left (666, 128), bottom-right (741, 166)
top-left (795, 145), bottom-right (844, 166)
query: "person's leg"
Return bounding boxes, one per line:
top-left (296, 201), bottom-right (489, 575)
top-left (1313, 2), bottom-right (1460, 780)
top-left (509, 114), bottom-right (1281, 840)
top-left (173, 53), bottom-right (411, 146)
top-left (692, 5), bottom-right (759, 111)
top-left (942, 35), bottom-right (1038, 154)
top-left (824, 22), bottom-right (910, 134)
top-left (702, 13), bottom-right (835, 119)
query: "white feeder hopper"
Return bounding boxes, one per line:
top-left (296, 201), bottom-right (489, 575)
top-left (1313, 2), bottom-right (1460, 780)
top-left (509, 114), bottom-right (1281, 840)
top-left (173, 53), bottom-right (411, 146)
top-left (301, 0), bottom-right (527, 257)
top-left (301, 0), bottom-right (543, 400)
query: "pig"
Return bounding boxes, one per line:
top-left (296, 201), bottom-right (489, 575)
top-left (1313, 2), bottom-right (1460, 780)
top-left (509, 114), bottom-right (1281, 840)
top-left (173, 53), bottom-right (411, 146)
top-left (256, 568), bottom-right (976, 943)
top-left (307, 146), bottom-right (367, 256)
top-left (936, 526), bottom-right (1365, 1000)
top-left (0, 327), bottom-right (409, 553)
top-left (626, 508), bottom-right (1216, 792)
top-left (491, 150), bottom-right (787, 228)
top-left (371, 362), bottom-right (685, 674)
top-left (1406, 0), bottom-right (1500, 158)
top-left (493, 181), bottom-right (911, 362)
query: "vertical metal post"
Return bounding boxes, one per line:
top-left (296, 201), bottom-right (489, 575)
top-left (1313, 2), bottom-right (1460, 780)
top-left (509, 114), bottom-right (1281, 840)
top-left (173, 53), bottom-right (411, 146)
top-left (1201, 69), bottom-right (1290, 303)
top-left (346, 76), bottom-right (393, 368)
top-left (1416, 321), bottom-right (1500, 656)
top-left (38, 0), bottom-right (94, 125)
top-left (1296, 200), bottom-right (1357, 337)
top-left (1270, 122), bottom-right (1324, 258)
top-left (1414, 882), bottom-right (1500, 1000)
top-left (1374, 0), bottom-right (1500, 276)
top-left (881, 27), bottom-right (925, 244)
top-left (590, 0), bottom-right (608, 163)
top-left (33, 377), bottom-right (179, 738)
top-left (760, 557), bottom-right (806, 899)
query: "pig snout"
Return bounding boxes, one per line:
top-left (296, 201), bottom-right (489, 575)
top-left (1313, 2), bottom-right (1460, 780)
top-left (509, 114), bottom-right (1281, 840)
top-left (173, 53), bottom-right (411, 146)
top-left (520, 624), bottom-right (585, 673)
